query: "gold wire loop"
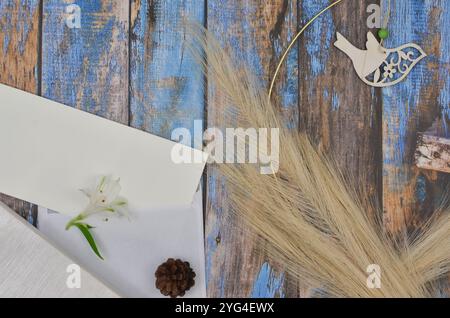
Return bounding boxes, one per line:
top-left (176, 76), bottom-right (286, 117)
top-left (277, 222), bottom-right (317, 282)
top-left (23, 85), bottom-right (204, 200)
top-left (268, 0), bottom-right (344, 102)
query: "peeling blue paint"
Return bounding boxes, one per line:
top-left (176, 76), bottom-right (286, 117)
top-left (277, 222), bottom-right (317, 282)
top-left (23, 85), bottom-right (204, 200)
top-left (0, 0), bottom-right (39, 55)
top-left (0, 1), bottom-right (41, 226)
top-left (16, 0), bottom-right (38, 54)
top-left (302, 0), bottom-right (334, 76)
top-left (437, 0), bottom-right (450, 135)
top-left (130, 0), bottom-right (204, 139)
top-left (251, 263), bottom-right (285, 298)
top-left (206, 0), bottom-right (299, 297)
top-left (415, 174), bottom-right (427, 204)
top-left (382, 0), bottom-right (432, 167)
top-left (279, 0), bottom-right (299, 124)
top-left (0, 1), bottom-right (12, 55)
top-left (208, 2), bottom-right (264, 82)
top-left (42, 0), bottom-right (128, 120)
top-left (331, 91), bottom-right (339, 111)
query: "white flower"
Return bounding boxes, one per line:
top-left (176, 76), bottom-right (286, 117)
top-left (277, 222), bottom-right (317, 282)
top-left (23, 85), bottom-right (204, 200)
top-left (80, 176), bottom-right (129, 218)
top-left (65, 176), bottom-right (129, 259)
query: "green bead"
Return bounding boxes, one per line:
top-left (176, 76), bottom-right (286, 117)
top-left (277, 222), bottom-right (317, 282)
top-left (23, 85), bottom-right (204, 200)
top-left (378, 28), bottom-right (389, 40)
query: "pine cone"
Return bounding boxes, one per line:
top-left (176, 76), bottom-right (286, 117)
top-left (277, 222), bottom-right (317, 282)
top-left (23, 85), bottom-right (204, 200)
top-left (155, 258), bottom-right (196, 298)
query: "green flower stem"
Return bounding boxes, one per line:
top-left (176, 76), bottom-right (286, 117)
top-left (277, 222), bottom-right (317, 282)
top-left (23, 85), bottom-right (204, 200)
top-left (65, 213), bottom-right (85, 230)
top-left (65, 213), bottom-right (103, 260)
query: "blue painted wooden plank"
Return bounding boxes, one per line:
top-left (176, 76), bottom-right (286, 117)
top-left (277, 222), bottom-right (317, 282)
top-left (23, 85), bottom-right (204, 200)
top-left (298, 0), bottom-right (382, 199)
top-left (302, 0), bottom-right (334, 77)
top-left (382, 0), bottom-right (450, 234)
top-left (41, 0), bottom-right (129, 124)
top-left (0, 0), bottom-right (40, 224)
top-left (130, 0), bottom-right (206, 295)
top-left (297, 0), bottom-right (383, 296)
top-left (129, 0), bottom-right (205, 140)
top-left (206, 0), bottom-right (298, 297)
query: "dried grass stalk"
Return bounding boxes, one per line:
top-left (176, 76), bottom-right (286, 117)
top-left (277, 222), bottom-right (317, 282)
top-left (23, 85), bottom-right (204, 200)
top-left (187, 24), bottom-right (450, 298)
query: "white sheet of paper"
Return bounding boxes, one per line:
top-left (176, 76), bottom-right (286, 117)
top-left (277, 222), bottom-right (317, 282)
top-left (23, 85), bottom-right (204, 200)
top-left (37, 189), bottom-right (206, 298)
top-left (0, 84), bottom-right (206, 217)
top-left (0, 202), bottom-right (118, 298)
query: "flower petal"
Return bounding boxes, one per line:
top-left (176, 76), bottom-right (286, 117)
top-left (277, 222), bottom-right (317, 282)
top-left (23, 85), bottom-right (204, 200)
top-left (101, 178), bottom-right (121, 202)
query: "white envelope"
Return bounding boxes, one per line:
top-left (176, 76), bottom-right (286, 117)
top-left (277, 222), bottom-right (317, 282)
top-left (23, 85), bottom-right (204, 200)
top-left (37, 189), bottom-right (206, 298)
top-left (0, 84), bottom-right (207, 217)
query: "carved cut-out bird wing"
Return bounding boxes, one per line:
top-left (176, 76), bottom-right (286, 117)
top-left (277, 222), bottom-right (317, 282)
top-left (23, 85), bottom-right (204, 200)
top-left (334, 31), bottom-right (426, 87)
top-left (365, 31), bottom-right (380, 51)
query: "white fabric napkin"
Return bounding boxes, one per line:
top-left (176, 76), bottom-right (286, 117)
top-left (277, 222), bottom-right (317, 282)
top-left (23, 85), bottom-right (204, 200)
top-left (0, 202), bottom-right (118, 298)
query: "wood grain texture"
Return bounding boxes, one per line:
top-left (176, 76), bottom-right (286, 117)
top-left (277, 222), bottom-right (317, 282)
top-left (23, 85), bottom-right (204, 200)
top-left (0, 0), bottom-right (40, 224)
top-left (416, 134), bottom-right (450, 173)
top-left (381, 0), bottom-right (450, 234)
top-left (129, 0), bottom-right (205, 140)
top-left (205, 0), bottom-right (298, 297)
top-left (129, 0), bottom-right (207, 297)
top-left (3, 0), bottom-right (449, 297)
top-left (298, 0), bottom-right (382, 215)
top-left (41, 0), bottom-right (129, 124)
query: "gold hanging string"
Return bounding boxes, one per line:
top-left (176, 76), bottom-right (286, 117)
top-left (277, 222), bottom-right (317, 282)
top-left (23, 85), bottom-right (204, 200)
top-left (268, 0), bottom-right (344, 101)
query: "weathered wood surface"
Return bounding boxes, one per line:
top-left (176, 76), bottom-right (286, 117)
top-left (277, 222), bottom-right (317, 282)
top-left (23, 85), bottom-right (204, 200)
top-left (205, 0), bottom-right (298, 298)
top-left (129, 0), bottom-right (204, 140)
top-left (0, 0), bottom-right (40, 224)
top-left (416, 134), bottom-right (450, 174)
top-left (290, 0), bottom-right (383, 297)
top-left (0, 0), bottom-right (449, 297)
top-left (299, 0), bottom-right (383, 212)
top-left (381, 0), bottom-right (450, 234)
top-left (41, 0), bottom-right (129, 124)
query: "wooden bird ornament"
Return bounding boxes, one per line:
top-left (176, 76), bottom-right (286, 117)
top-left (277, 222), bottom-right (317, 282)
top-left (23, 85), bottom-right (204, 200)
top-left (334, 31), bottom-right (426, 87)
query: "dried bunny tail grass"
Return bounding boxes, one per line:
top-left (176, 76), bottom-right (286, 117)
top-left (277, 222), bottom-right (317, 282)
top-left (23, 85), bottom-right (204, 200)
top-left (406, 210), bottom-right (450, 287)
top-left (186, 23), bottom-right (448, 297)
top-left (219, 140), bottom-right (427, 297)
